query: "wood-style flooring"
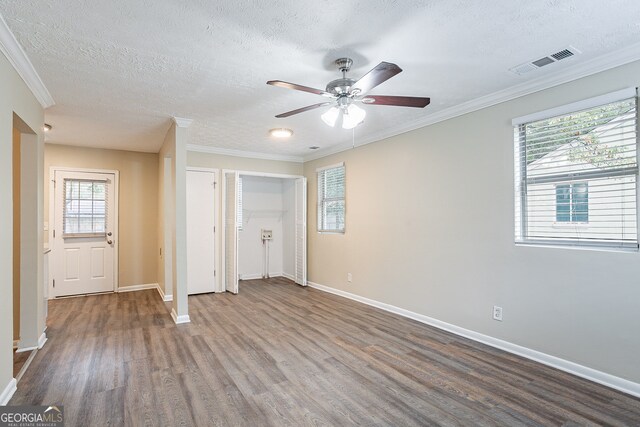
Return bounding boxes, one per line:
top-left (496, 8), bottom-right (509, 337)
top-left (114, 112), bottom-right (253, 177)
top-left (13, 348), bottom-right (31, 378)
top-left (9, 277), bottom-right (640, 426)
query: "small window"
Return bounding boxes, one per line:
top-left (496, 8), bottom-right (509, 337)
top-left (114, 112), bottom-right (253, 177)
top-left (514, 90), bottom-right (638, 249)
top-left (63, 179), bottom-right (108, 237)
top-left (317, 163), bottom-right (345, 233)
top-left (555, 183), bottom-right (588, 223)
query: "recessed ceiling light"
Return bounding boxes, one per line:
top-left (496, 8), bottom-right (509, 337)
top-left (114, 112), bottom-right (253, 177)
top-left (43, 123), bottom-right (52, 132)
top-left (269, 128), bottom-right (293, 138)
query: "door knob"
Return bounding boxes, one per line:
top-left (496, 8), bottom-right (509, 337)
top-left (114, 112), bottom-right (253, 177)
top-left (107, 240), bottom-right (113, 245)
top-left (107, 232), bottom-right (112, 236)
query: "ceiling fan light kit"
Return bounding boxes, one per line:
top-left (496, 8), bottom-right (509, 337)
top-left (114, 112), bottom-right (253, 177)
top-left (267, 57), bottom-right (430, 130)
top-left (321, 106), bottom-right (340, 127)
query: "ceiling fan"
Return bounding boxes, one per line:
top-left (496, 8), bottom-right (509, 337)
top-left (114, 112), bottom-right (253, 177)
top-left (267, 58), bottom-right (430, 129)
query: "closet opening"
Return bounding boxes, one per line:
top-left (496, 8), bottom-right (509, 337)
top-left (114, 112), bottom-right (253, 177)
top-left (223, 171), bottom-right (306, 294)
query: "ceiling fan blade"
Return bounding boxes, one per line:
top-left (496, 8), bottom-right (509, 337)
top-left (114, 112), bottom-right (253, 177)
top-left (275, 102), bottom-right (333, 118)
top-left (267, 80), bottom-right (335, 98)
top-left (360, 95), bottom-right (430, 108)
top-left (351, 62), bottom-right (402, 95)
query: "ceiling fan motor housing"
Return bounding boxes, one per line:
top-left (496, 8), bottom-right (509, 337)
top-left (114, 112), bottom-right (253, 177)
top-left (326, 78), bottom-right (356, 96)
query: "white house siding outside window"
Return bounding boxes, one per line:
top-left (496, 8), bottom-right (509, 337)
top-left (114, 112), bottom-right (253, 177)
top-left (513, 90), bottom-right (638, 250)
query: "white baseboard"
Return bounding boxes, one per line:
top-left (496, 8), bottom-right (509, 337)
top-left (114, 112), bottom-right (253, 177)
top-left (0, 378), bottom-right (16, 406)
top-left (117, 283), bottom-right (159, 293)
top-left (239, 272), bottom-right (284, 280)
top-left (282, 272), bottom-right (295, 281)
top-left (15, 345), bottom-right (36, 353)
top-left (156, 284), bottom-right (173, 302)
top-left (37, 332), bottom-right (47, 349)
top-left (308, 281), bottom-right (640, 399)
top-left (171, 308), bottom-right (190, 324)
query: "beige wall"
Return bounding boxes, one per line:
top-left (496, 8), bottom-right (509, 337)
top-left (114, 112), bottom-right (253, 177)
top-left (158, 122), bottom-right (189, 319)
top-left (12, 127), bottom-right (20, 342)
top-left (44, 144), bottom-right (159, 287)
top-left (0, 51), bottom-right (44, 398)
top-left (187, 151), bottom-right (303, 292)
top-left (187, 151), bottom-right (303, 176)
top-left (304, 60), bottom-right (640, 384)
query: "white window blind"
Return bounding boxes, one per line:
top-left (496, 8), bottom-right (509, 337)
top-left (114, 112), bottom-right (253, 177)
top-left (317, 163), bottom-right (345, 233)
top-left (63, 178), bottom-right (108, 237)
top-left (514, 93), bottom-right (638, 249)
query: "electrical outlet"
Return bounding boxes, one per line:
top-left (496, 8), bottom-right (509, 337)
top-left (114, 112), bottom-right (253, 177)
top-left (493, 306), bottom-right (503, 321)
top-left (347, 273), bottom-right (352, 282)
top-left (261, 229), bottom-right (273, 240)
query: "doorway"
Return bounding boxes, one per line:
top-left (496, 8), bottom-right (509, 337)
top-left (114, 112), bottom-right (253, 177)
top-left (49, 168), bottom-right (119, 297)
top-left (223, 171), bottom-right (306, 294)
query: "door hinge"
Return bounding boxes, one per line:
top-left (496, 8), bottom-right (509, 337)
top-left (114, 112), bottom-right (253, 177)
top-left (53, 279), bottom-right (55, 288)
top-left (53, 229), bottom-right (55, 238)
top-left (214, 226), bottom-right (216, 233)
top-left (214, 270), bottom-right (216, 277)
top-left (214, 181), bottom-right (217, 189)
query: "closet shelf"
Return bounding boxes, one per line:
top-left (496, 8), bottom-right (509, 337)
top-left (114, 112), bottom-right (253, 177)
top-left (243, 209), bottom-right (287, 223)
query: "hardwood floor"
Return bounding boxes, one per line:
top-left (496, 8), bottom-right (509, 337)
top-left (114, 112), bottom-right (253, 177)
top-left (9, 277), bottom-right (640, 426)
top-left (13, 348), bottom-right (31, 378)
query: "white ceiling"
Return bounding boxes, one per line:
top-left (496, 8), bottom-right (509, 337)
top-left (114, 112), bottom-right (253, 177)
top-left (2, 0), bottom-right (640, 158)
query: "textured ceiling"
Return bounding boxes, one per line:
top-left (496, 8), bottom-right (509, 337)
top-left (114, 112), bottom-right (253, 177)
top-left (2, 0), bottom-right (640, 156)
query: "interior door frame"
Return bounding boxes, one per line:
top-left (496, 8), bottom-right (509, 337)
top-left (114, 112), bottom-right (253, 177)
top-left (48, 166), bottom-right (120, 298)
top-left (222, 169), bottom-right (306, 292)
top-left (186, 167), bottom-right (219, 293)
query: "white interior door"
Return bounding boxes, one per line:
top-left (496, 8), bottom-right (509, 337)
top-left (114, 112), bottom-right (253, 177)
top-left (295, 177), bottom-right (307, 286)
top-left (224, 171), bottom-right (239, 294)
top-left (52, 170), bottom-right (116, 297)
top-left (187, 169), bottom-right (216, 295)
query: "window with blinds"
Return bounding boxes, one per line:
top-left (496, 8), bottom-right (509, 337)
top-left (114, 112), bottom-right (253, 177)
top-left (317, 163), bottom-right (345, 233)
top-left (514, 91), bottom-right (638, 249)
top-left (63, 179), bottom-right (108, 237)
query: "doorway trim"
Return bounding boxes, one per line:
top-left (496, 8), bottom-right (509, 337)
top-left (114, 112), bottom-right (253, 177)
top-left (221, 169), bottom-right (305, 293)
top-left (48, 166), bottom-right (120, 298)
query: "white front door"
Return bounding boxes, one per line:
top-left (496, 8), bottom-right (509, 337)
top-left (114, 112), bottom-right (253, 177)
top-left (52, 169), bottom-right (117, 297)
top-left (187, 169), bottom-right (216, 295)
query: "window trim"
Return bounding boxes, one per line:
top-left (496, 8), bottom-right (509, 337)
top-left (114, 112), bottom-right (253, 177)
top-left (62, 177), bottom-right (109, 239)
top-left (317, 162), bottom-right (346, 234)
top-left (513, 90), bottom-right (639, 251)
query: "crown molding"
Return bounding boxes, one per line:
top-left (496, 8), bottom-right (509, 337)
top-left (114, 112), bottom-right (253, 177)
top-left (304, 42), bottom-right (640, 162)
top-left (172, 117), bottom-right (193, 128)
top-left (187, 143), bottom-right (304, 163)
top-left (0, 13), bottom-right (54, 108)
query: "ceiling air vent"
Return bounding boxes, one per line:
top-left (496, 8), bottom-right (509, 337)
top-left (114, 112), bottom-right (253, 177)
top-left (551, 48), bottom-right (575, 61)
top-left (509, 46), bottom-right (581, 75)
top-left (532, 57), bottom-right (555, 67)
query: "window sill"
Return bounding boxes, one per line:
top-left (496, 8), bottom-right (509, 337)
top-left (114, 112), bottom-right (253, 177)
top-left (318, 231), bottom-right (345, 235)
top-left (515, 241), bottom-right (639, 253)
